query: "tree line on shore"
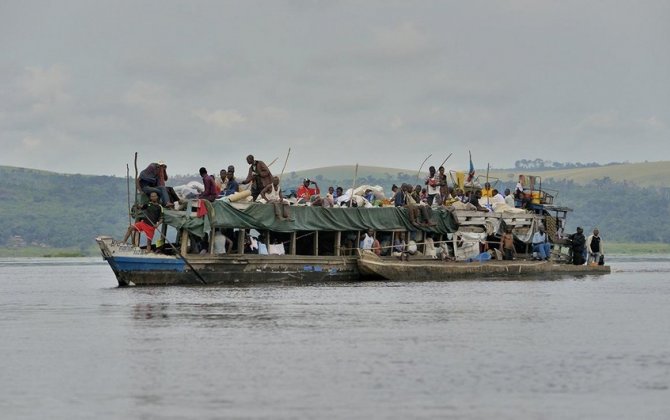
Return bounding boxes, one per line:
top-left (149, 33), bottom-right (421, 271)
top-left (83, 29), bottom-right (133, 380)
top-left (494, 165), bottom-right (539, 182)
top-left (1, 166), bottom-right (668, 251)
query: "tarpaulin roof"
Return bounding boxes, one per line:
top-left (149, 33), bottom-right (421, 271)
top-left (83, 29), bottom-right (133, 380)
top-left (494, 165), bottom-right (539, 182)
top-left (163, 201), bottom-right (459, 238)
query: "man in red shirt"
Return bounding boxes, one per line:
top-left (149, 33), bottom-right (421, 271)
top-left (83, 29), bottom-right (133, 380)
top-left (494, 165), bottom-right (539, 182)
top-left (297, 178), bottom-right (320, 201)
top-left (199, 167), bottom-right (217, 202)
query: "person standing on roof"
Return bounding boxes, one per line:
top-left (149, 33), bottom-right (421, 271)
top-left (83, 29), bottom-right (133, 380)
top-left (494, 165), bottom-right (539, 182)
top-left (241, 155), bottom-right (272, 201)
top-left (425, 166), bottom-right (440, 206)
top-left (198, 167), bottom-right (217, 202)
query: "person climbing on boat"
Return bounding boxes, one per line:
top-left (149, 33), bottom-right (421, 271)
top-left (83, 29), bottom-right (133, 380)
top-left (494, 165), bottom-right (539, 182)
top-left (138, 161), bottom-right (171, 207)
top-left (531, 225), bottom-right (552, 261)
top-left (122, 191), bottom-right (163, 250)
top-left (241, 155), bottom-right (272, 201)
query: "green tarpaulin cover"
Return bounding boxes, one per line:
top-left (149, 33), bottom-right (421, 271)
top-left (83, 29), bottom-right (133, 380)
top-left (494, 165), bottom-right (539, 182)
top-left (163, 201), bottom-right (459, 238)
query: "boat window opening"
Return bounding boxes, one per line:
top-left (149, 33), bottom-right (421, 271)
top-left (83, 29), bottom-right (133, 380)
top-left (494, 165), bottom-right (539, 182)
top-left (376, 231), bottom-right (394, 256)
top-left (317, 231), bottom-right (336, 256)
top-left (340, 231), bottom-right (358, 256)
top-left (267, 231), bottom-right (290, 255)
top-left (295, 231), bottom-right (315, 256)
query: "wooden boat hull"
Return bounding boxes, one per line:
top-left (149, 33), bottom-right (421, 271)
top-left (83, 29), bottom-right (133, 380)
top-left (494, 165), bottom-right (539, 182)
top-left (96, 236), bottom-right (360, 286)
top-left (357, 251), bottom-right (611, 281)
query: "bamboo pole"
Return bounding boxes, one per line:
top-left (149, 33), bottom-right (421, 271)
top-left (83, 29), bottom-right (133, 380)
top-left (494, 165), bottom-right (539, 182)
top-left (126, 164), bottom-right (131, 225)
top-left (348, 163), bottom-right (359, 207)
top-left (415, 154), bottom-right (432, 180)
top-left (278, 148), bottom-right (291, 182)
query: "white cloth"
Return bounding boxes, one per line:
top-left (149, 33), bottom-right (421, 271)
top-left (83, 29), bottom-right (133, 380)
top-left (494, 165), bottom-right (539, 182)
top-left (505, 194), bottom-right (515, 207)
top-left (407, 240), bottom-right (418, 255)
top-left (213, 232), bottom-right (230, 254)
top-left (268, 243), bottom-right (285, 255)
top-left (424, 237), bottom-right (437, 257)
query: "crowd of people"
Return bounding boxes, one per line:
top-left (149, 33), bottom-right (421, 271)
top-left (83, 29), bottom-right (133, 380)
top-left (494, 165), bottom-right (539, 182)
top-left (128, 158), bottom-right (604, 265)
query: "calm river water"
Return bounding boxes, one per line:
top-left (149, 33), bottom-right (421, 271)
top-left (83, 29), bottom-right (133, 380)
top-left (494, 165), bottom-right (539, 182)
top-left (0, 256), bottom-right (669, 419)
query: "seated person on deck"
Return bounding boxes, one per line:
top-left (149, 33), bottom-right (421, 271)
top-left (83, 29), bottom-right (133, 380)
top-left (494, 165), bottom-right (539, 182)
top-left (123, 192), bottom-right (163, 249)
top-left (297, 178), bottom-right (322, 206)
top-left (222, 168), bottom-right (239, 197)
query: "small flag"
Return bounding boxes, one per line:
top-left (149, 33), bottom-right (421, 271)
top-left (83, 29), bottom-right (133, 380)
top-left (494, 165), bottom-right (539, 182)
top-left (466, 152), bottom-right (475, 182)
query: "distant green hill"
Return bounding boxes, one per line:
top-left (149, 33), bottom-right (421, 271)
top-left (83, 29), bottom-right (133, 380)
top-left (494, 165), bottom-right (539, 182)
top-left (488, 161), bottom-right (670, 188)
top-left (2, 161), bottom-right (670, 255)
top-left (0, 166), bottom-right (129, 253)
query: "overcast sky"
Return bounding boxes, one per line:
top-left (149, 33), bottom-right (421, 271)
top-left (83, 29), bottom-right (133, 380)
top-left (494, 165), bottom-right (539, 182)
top-left (1, 0), bottom-right (668, 176)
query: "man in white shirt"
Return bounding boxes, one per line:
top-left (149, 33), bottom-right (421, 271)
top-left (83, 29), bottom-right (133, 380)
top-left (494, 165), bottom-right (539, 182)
top-left (504, 188), bottom-right (515, 207)
top-left (360, 230), bottom-right (375, 250)
top-left (425, 166), bottom-right (440, 206)
top-left (531, 225), bottom-right (552, 261)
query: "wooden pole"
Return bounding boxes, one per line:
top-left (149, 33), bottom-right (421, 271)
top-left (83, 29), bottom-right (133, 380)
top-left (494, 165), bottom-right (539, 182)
top-left (416, 154), bottom-right (432, 181)
top-left (439, 153), bottom-right (453, 169)
top-left (278, 147), bottom-right (291, 182)
top-left (438, 153), bottom-right (453, 199)
top-left (133, 153), bottom-right (140, 244)
top-left (348, 163), bottom-right (359, 207)
top-left (133, 153), bottom-right (139, 192)
top-left (267, 157), bottom-right (279, 167)
top-left (126, 164), bottom-right (131, 225)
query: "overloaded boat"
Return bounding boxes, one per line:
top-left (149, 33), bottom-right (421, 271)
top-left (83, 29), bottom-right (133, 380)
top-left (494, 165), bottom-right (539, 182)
top-left (96, 176), bottom-right (610, 286)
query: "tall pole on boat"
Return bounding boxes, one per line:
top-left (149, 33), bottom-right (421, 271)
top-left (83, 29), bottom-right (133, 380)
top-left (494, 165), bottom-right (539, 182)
top-left (278, 147), bottom-right (291, 182)
top-left (439, 153), bottom-right (452, 169)
top-left (126, 164), bottom-right (131, 225)
top-left (133, 152), bottom-right (139, 202)
top-left (416, 154), bottom-right (432, 181)
top-left (439, 153), bottom-right (453, 199)
top-left (349, 163), bottom-right (359, 207)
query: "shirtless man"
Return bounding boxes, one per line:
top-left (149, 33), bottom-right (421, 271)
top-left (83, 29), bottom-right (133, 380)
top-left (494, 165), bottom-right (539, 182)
top-left (260, 176), bottom-right (291, 220)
